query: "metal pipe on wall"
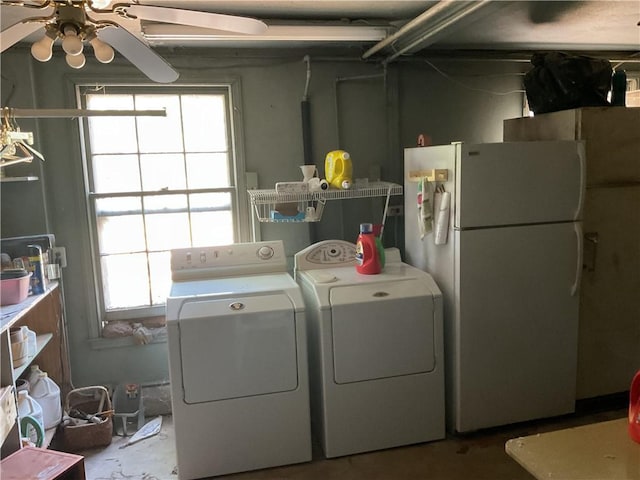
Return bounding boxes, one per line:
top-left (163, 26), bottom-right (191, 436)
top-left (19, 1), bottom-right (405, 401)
top-left (301, 55), bottom-right (313, 166)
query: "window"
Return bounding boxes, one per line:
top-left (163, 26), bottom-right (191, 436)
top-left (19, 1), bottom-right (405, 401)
top-left (78, 85), bottom-right (248, 325)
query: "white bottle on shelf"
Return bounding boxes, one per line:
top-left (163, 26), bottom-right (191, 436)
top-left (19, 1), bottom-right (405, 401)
top-left (17, 390), bottom-right (45, 441)
top-left (25, 328), bottom-right (37, 357)
top-left (31, 372), bottom-right (62, 429)
top-left (27, 364), bottom-right (44, 386)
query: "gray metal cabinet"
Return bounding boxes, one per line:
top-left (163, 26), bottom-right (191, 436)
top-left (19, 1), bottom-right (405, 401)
top-left (504, 107), bottom-right (640, 399)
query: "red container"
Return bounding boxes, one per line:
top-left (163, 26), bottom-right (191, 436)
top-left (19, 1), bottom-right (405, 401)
top-left (355, 223), bottom-right (381, 275)
top-left (0, 270), bottom-right (31, 306)
top-left (630, 370), bottom-right (640, 443)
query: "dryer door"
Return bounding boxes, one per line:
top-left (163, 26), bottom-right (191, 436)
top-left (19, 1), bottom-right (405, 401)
top-left (329, 280), bottom-right (435, 384)
top-left (177, 293), bottom-right (298, 403)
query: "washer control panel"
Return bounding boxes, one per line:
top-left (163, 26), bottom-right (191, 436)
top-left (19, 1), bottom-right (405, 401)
top-left (171, 241), bottom-right (286, 280)
top-left (294, 240), bottom-right (357, 271)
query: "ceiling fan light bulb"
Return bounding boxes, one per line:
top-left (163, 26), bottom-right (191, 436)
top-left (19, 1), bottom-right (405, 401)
top-left (90, 0), bottom-right (111, 8)
top-left (66, 52), bottom-right (86, 69)
top-left (31, 33), bottom-right (55, 62)
top-left (89, 37), bottom-right (115, 63)
top-left (62, 26), bottom-right (84, 56)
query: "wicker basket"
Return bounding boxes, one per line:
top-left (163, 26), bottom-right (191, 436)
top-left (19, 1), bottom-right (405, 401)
top-left (61, 386), bottom-right (113, 452)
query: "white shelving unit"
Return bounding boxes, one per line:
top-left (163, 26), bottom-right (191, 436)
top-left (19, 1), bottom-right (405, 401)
top-left (248, 181), bottom-right (403, 223)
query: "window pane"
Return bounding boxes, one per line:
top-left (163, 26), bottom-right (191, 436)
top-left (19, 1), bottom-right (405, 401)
top-left (189, 192), bottom-right (231, 210)
top-left (146, 213), bottom-right (191, 251)
top-left (149, 251), bottom-right (171, 305)
top-left (186, 153), bottom-right (230, 189)
top-left (86, 95), bottom-right (138, 154)
top-left (182, 95), bottom-right (227, 152)
top-left (191, 211), bottom-right (234, 246)
top-left (144, 194), bottom-right (190, 250)
top-left (102, 253), bottom-right (149, 309)
top-left (135, 95), bottom-right (183, 153)
top-left (92, 154), bottom-right (141, 193)
top-left (143, 193), bottom-right (187, 213)
top-left (189, 193), bottom-right (233, 245)
top-left (140, 154), bottom-right (187, 191)
top-left (97, 214), bottom-right (146, 254)
top-left (95, 196), bottom-right (142, 216)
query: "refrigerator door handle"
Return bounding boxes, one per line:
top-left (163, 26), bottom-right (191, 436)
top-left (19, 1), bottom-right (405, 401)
top-left (574, 145), bottom-right (586, 220)
top-left (571, 222), bottom-right (584, 296)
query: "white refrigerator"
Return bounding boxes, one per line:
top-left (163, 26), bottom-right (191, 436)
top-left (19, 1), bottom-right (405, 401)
top-left (404, 141), bottom-right (585, 433)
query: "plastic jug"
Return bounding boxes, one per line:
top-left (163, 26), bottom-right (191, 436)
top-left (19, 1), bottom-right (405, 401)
top-left (25, 328), bottom-right (37, 357)
top-left (355, 223), bottom-right (381, 275)
top-left (630, 370), bottom-right (640, 443)
top-left (27, 364), bottom-right (44, 387)
top-left (17, 390), bottom-right (44, 442)
top-left (325, 150), bottom-right (352, 189)
top-left (31, 372), bottom-right (62, 429)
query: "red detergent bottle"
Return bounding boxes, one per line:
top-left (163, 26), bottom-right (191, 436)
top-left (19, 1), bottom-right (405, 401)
top-left (630, 370), bottom-right (640, 443)
top-left (355, 223), bottom-right (381, 275)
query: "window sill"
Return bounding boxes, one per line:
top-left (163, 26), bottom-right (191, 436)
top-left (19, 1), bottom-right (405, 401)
top-left (88, 329), bottom-right (167, 350)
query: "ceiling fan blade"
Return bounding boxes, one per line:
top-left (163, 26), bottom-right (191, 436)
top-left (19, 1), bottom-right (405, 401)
top-left (97, 26), bottom-right (179, 84)
top-left (1, 22), bottom-right (43, 52)
top-left (123, 5), bottom-right (268, 35)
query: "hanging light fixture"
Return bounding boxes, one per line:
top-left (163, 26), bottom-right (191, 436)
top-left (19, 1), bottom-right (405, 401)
top-left (29, 3), bottom-right (115, 69)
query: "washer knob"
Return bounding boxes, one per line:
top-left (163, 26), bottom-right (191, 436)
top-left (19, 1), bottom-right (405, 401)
top-left (257, 245), bottom-right (274, 260)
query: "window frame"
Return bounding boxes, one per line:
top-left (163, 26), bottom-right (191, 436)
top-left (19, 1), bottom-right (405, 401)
top-left (76, 81), bottom-right (251, 329)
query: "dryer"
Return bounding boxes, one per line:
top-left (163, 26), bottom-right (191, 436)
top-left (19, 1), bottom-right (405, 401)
top-left (166, 241), bottom-right (311, 480)
top-left (294, 240), bottom-right (445, 458)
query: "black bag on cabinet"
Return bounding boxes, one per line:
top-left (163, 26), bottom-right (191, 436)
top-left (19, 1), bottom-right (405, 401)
top-left (524, 52), bottom-right (612, 114)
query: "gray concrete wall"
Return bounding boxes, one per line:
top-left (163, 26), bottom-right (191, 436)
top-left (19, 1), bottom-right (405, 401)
top-left (1, 46), bottom-right (525, 387)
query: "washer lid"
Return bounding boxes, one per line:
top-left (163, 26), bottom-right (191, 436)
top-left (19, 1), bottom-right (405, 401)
top-left (169, 273), bottom-right (297, 297)
top-left (166, 272), bottom-right (306, 319)
top-left (298, 263), bottom-right (439, 307)
top-left (176, 293), bottom-right (298, 403)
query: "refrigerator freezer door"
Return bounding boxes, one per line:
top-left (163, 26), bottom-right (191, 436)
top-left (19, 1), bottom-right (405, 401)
top-left (456, 141), bottom-right (585, 228)
top-left (453, 222), bottom-right (580, 432)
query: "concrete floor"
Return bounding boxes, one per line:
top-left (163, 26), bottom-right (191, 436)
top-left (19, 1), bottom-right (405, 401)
top-left (80, 397), bottom-right (627, 480)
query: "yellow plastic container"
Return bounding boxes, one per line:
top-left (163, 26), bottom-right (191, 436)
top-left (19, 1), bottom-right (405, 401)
top-left (324, 150), bottom-right (352, 189)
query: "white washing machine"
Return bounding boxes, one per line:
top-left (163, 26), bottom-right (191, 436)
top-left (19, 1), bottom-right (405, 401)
top-left (294, 240), bottom-right (445, 458)
top-left (166, 241), bottom-right (311, 480)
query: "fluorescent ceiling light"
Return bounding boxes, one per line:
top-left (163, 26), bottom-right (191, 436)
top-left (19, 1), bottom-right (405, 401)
top-left (142, 24), bottom-right (390, 43)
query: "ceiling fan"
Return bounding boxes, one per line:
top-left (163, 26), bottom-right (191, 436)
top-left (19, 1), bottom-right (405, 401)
top-left (0, 0), bottom-right (268, 83)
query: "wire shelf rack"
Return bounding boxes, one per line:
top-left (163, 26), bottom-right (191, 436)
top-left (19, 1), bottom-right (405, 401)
top-left (248, 181), bottom-right (403, 223)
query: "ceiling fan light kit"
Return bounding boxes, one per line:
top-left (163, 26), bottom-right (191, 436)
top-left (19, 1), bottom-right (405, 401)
top-left (2, 0), bottom-right (270, 81)
top-left (25, 2), bottom-right (116, 69)
top-left (30, 29), bottom-right (57, 62)
top-left (61, 24), bottom-right (83, 56)
top-left (86, 31), bottom-right (115, 63)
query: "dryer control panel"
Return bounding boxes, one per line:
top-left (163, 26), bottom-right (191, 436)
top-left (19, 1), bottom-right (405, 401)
top-left (294, 240), bottom-right (357, 271)
top-left (171, 241), bottom-right (287, 281)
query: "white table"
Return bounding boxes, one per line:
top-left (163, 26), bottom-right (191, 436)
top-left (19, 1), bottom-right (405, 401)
top-left (506, 418), bottom-right (640, 479)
